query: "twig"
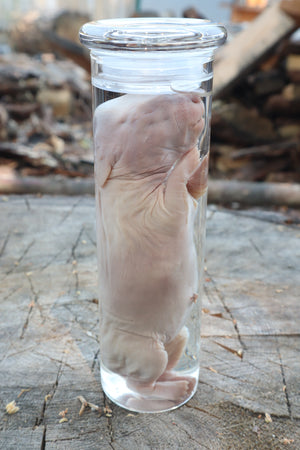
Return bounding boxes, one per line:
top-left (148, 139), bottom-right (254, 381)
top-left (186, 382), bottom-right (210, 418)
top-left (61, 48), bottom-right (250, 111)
top-left (77, 395), bottom-right (101, 416)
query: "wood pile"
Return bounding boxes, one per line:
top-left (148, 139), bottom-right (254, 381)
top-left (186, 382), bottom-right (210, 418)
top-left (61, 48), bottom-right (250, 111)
top-left (0, 52), bottom-right (93, 181)
top-left (9, 11), bottom-right (91, 71)
top-left (210, 0), bottom-right (300, 183)
top-left (210, 51), bottom-right (300, 183)
top-left (0, 5), bottom-right (300, 209)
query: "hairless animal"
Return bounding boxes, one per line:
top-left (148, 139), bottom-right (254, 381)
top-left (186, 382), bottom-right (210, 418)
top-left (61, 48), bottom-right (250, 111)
top-left (94, 93), bottom-right (208, 407)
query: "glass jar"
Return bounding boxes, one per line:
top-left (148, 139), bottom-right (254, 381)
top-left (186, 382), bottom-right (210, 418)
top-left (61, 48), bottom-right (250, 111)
top-left (79, 18), bottom-right (226, 413)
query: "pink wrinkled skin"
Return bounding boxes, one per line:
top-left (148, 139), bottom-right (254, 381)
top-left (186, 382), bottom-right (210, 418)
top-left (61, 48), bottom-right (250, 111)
top-left (94, 93), bottom-right (208, 405)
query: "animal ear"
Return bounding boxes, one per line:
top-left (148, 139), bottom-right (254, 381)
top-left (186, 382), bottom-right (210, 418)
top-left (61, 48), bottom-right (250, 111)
top-left (93, 112), bottom-right (113, 187)
top-left (187, 154), bottom-right (209, 199)
top-left (97, 156), bottom-right (112, 188)
top-left (164, 148), bottom-right (200, 212)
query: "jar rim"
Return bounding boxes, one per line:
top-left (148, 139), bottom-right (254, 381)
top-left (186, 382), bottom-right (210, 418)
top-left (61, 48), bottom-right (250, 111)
top-left (79, 17), bottom-right (227, 52)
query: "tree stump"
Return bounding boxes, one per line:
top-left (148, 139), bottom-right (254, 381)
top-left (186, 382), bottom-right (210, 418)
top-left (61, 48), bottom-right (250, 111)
top-left (0, 196), bottom-right (299, 449)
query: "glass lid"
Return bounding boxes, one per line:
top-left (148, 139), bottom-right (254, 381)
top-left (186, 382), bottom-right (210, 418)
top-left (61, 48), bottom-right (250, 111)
top-left (79, 18), bottom-right (227, 51)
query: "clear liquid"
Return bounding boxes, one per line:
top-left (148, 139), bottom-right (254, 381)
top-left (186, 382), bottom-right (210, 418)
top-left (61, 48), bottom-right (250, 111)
top-left (101, 364), bottom-right (200, 413)
top-left (93, 85), bottom-right (208, 413)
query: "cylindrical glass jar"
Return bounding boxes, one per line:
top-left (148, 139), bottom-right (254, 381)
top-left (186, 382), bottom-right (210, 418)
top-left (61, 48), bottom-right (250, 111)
top-left (80, 18), bottom-right (226, 413)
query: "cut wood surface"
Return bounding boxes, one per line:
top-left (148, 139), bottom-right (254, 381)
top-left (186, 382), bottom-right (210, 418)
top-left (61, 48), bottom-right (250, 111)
top-left (0, 196), bottom-right (299, 449)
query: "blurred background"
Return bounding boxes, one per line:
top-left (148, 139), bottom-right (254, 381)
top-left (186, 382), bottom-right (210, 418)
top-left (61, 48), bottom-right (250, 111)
top-left (1, 0), bottom-right (230, 25)
top-left (0, 0), bottom-right (299, 214)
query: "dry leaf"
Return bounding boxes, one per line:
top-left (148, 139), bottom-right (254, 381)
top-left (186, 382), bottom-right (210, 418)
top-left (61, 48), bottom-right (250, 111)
top-left (6, 401), bottom-right (19, 415)
top-left (265, 412), bottom-right (272, 423)
top-left (282, 438), bottom-right (294, 445)
top-left (210, 312), bottom-right (224, 318)
top-left (59, 408), bottom-right (68, 418)
top-left (104, 406), bottom-right (113, 417)
top-left (59, 417), bottom-right (68, 424)
top-left (103, 407), bottom-right (112, 414)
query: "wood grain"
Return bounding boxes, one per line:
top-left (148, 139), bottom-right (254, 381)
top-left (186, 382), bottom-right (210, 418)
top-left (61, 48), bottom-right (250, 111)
top-left (0, 196), bottom-right (299, 449)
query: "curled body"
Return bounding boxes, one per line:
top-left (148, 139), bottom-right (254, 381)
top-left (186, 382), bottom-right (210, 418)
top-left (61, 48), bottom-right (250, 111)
top-left (94, 93), bottom-right (208, 403)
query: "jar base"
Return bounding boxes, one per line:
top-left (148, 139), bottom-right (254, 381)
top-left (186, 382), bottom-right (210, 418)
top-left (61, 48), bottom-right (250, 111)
top-left (100, 365), bottom-right (199, 413)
